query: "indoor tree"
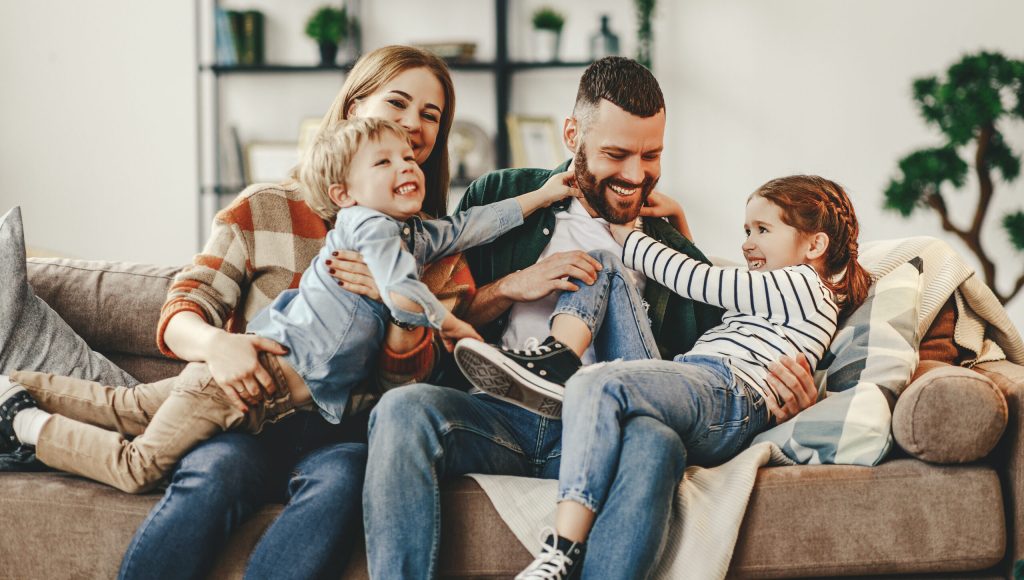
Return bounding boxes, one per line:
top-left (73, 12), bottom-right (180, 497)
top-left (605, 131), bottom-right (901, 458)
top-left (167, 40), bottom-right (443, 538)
top-left (885, 51), bottom-right (1024, 304)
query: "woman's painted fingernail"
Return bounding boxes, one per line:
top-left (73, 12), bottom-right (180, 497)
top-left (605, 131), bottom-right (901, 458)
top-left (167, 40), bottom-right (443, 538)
top-left (332, 251), bottom-right (339, 257)
top-left (329, 268), bottom-right (335, 274)
top-left (326, 259), bottom-right (333, 265)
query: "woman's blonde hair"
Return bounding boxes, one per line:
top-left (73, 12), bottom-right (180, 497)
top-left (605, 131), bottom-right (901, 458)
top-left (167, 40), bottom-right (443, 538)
top-left (308, 45), bottom-right (454, 218)
top-left (297, 118), bottom-right (410, 221)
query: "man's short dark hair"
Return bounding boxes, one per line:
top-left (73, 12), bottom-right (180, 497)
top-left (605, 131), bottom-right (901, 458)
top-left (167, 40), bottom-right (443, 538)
top-left (573, 57), bottom-right (665, 136)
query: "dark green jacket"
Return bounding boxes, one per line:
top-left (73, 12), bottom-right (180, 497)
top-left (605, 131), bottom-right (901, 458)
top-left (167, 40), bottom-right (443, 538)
top-left (457, 162), bottom-right (724, 360)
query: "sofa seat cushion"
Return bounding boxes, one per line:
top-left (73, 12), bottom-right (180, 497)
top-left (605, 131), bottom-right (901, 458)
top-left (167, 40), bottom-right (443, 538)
top-left (730, 459), bottom-right (1005, 578)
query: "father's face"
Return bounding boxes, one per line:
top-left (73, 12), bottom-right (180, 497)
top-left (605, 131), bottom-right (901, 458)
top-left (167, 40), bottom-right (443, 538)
top-left (570, 100), bottom-right (665, 224)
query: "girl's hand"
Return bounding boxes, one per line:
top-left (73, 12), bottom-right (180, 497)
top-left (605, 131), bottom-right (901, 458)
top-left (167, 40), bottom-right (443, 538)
top-left (326, 250), bottom-right (382, 301)
top-left (206, 332), bottom-right (288, 413)
top-left (640, 190), bottom-right (693, 240)
top-left (608, 218), bottom-right (639, 246)
top-left (439, 313), bottom-right (483, 352)
top-left (538, 170), bottom-right (583, 206)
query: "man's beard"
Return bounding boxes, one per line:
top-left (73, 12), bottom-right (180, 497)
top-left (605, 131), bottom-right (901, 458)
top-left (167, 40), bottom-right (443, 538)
top-left (573, 146), bottom-right (657, 224)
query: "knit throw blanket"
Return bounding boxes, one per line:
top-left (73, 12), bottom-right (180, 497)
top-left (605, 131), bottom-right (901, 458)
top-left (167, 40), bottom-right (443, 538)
top-left (467, 236), bottom-right (1023, 578)
top-left (469, 442), bottom-right (794, 579)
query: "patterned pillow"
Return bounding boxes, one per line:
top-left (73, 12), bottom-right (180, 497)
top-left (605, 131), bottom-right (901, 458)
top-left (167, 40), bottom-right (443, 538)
top-left (0, 207), bottom-right (138, 386)
top-left (752, 259), bottom-right (922, 465)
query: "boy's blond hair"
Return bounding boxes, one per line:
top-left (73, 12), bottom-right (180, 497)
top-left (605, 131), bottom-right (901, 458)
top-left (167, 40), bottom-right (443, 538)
top-left (297, 117), bottom-right (411, 221)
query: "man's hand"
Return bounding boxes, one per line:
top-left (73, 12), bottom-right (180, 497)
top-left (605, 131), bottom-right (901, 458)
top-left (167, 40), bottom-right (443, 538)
top-left (205, 333), bottom-right (288, 413)
top-left (439, 314), bottom-right (483, 351)
top-left (498, 251), bottom-right (603, 302)
top-left (763, 353), bottom-right (818, 422)
top-left (326, 250), bottom-right (381, 301)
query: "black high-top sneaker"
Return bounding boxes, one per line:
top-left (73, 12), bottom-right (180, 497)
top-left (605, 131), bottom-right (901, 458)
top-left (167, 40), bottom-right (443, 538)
top-left (454, 336), bottom-right (581, 419)
top-left (515, 528), bottom-right (585, 580)
top-left (0, 377), bottom-right (37, 453)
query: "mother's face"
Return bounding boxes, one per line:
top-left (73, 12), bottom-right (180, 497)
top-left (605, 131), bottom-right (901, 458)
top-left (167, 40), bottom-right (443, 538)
top-left (348, 67), bottom-right (445, 165)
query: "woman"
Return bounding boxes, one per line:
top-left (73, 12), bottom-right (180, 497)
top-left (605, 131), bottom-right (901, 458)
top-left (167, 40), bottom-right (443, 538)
top-left (119, 45), bottom-right (461, 580)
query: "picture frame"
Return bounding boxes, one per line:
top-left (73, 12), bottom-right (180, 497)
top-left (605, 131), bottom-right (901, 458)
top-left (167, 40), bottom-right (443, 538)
top-left (244, 142), bottom-right (300, 184)
top-left (506, 115), bottom-right (564, 169)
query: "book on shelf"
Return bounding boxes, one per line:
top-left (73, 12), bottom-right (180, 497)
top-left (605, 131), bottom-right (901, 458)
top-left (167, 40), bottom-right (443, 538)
top-left (229, 10), bottom-right (265, 66)
top-left (214, 7), bottom-right (237, 66)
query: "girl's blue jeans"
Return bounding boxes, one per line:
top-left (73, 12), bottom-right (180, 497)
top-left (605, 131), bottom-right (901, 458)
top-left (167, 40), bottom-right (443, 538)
top-left (553, 250), bottom-right (771, 513)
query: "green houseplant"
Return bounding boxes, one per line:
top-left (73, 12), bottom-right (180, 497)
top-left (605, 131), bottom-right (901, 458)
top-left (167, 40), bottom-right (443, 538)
top-left (884, 51), bottom-right (1024, 304)
top-left (635, 0), bottom-right (655, 68)
top-left (305, 5), bottom-right (348, 66)
top-left (531, 7), bottom-right (565, 62)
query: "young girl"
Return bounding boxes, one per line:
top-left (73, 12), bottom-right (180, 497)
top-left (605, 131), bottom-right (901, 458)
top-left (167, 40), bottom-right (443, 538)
top-left (456, 175), bottom-right (871, 579)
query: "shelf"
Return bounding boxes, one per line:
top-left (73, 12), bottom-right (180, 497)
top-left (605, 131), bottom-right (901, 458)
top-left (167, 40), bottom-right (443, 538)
top-left (203, 59), bottom-right (592, 74)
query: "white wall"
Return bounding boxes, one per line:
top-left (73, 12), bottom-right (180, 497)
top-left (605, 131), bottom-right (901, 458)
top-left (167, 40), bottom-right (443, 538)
top-left (658, 0), bottom-right (1024, 331)
top-left (0, 1), bottom-right (197, 267)
top-left (2, 1), bottom-right (1021, 331)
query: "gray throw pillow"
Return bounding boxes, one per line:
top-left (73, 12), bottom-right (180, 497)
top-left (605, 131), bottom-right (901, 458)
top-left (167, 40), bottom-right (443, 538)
top-left (0, 207), bottom-right (138, 386)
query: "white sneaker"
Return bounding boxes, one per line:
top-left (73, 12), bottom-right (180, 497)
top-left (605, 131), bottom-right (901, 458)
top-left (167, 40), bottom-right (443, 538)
top-left (515, 527), bottom-right (585, 580)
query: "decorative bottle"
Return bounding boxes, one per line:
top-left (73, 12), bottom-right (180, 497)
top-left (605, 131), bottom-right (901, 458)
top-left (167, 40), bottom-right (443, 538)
top-left (589, 14), bottom-right (620, 60)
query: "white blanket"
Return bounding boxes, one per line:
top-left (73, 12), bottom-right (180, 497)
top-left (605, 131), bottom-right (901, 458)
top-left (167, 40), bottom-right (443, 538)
top-left (469, 442), bottom-right (794, 580)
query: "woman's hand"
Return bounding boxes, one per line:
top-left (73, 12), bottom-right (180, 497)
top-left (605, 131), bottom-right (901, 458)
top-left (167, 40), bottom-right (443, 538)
top-left (640, 190), bottom-right (693, 240)
top-left (326, 250), bottom-right (381, 301)
top-left (205, 332), bottom-right (288, 413)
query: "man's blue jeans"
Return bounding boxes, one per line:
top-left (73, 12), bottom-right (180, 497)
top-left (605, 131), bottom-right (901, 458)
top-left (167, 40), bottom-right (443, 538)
top-left (118, 411), bottom-right (367, 580)
top-left (363, 387), bottom-right (688, 580)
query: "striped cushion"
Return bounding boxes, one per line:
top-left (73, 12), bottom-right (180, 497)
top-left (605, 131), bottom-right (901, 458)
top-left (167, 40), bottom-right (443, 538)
top-left (752, 259), bottom-right (922, 465)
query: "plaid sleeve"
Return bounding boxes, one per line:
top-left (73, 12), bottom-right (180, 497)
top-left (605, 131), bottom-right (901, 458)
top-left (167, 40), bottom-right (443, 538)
top-left (156, 204), bottom-right (253, 358)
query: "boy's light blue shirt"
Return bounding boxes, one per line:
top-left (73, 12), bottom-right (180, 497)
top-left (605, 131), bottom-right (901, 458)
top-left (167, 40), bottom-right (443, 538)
top-left (334, 198), bottom-right (523, 329)
top-left (246, 196), bottom-right (523, 423)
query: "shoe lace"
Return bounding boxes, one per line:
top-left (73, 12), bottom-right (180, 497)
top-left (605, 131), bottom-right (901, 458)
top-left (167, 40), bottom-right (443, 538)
top-left (516, 528), bottom-right (576, 580)
top-left (512, 336), bottom-right (552, 357)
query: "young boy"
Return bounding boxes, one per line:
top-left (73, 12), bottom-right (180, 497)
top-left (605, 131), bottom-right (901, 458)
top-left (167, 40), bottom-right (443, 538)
top-left (0, 118), bottom-right (577, 493)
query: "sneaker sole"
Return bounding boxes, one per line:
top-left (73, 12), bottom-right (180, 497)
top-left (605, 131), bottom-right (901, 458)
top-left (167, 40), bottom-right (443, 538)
top-left (454, 342), bottom-right (564, 419)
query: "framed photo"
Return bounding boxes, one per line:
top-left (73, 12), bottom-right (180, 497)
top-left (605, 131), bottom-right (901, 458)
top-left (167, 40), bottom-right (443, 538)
top-left (244, 142), bottom-right (300, 184)
top-left (506, 115), bottom-right (564, 169)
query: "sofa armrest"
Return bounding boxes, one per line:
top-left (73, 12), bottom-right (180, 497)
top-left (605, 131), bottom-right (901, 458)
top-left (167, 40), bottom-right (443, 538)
top-left (974, 359), bottom-right (1024, 570)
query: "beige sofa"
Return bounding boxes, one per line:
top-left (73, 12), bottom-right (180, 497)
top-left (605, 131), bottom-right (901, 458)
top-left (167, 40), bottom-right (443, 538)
top-left (1, 257), bottom-right (1022, 579)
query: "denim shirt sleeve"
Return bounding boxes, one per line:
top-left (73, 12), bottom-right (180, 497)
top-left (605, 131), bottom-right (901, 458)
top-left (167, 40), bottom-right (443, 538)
top-left (335, 208), bottom-right (448, 330)
top-left (415, 197), bottom-right (524, 265)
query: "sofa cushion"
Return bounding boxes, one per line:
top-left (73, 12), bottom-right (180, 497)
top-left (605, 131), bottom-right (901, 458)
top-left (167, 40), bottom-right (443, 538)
top-left (753, 259), bottom-right (922, 465)
top-left (0, 207), bottom-right (137, 387)
top-left (730, 459), bottom-right (1005, 578)
top-left (893, 362), bottom-right (1007, 463)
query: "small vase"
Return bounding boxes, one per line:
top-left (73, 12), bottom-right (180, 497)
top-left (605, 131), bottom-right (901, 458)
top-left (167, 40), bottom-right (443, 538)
top-left (318, 42), bottom-right (338, 66)
top-left (533, 29), bottom-right (561, 62)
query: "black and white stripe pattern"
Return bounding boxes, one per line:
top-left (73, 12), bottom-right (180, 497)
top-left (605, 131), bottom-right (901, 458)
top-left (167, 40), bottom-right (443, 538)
top-left (623, 231), bottom-right (838, 405)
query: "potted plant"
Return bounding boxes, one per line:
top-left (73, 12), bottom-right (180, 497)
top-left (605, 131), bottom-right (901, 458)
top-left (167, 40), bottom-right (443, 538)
top-left (634, 0), bottom-right (655, 68)
top-left (532, 7), bottom-right (565, 62)
top-left (305, 5), bottom-right (348, 66)
top-left (884, 51), bottom-right (1024, 304)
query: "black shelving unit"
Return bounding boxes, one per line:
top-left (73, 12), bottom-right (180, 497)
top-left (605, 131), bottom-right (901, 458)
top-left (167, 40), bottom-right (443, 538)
top-left (196, 0), bottom-right (591, 240)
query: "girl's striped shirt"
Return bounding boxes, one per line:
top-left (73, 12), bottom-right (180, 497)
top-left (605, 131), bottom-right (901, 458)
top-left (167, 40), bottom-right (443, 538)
top-left (622, 231), bottom-right (839, 405)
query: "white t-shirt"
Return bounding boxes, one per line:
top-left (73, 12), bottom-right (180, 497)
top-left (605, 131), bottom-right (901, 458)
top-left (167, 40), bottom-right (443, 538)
top-left (501, 199), bottom-right (646, 364)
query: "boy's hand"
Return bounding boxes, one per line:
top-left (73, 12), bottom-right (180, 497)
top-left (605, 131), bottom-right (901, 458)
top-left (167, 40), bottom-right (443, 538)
top-left (439, 314), bottom-right (483, 352)
top-left (538, 170), bottom-right (582, 206)
top-left (608, 218), bottom-right (639, 246)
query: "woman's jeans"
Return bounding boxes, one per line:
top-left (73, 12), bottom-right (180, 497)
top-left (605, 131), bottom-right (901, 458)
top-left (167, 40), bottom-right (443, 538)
top-left (118, 410), bottom-right (368, 580)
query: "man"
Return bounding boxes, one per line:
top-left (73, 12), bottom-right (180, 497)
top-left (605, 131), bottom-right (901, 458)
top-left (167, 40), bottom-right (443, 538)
top-left (363, 57), bottom-right (815, 579)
